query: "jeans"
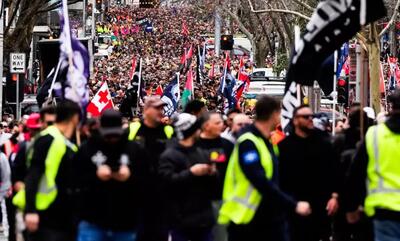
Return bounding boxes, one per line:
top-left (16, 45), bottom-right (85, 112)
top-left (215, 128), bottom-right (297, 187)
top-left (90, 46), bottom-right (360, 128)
top-left (170, 228), bottom-right (213, 241)
top-left (77, 221), bottom-right (137, 241)
top-left (374, 219), bottom-right (400, 241)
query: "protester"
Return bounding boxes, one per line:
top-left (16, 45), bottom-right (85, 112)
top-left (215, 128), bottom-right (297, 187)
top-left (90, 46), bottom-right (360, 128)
top-left (346, 89), bottom-right (400, 241)
top-left (73, 110), bottom-right (143, 241)
top-left (13, 101), bottom-right (81, 241)
top-left (128, 96), bottom-right (173, 241)
top-left (219, 95), bottom-right (311, 241)
top-left (279, 105), bottom-right (339, 241)
top-left (159, 113), bottom-right (217, 241)
top-left (229, 113), bottom-right (252, 141)
top-left (332, 106), bottom-right (374, 241)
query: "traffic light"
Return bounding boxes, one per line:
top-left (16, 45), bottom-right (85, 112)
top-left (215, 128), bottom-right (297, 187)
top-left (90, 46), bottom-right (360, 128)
top-left (221, 35), bottom-right (234, 50)
top-left (95, 0), bottom-right (102, 11)
top-left (337, 77), bottom-right (349, 107)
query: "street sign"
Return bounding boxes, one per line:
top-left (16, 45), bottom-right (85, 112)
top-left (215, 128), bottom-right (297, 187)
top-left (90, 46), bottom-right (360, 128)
top-left (10, 53), bottom-right (26, 74)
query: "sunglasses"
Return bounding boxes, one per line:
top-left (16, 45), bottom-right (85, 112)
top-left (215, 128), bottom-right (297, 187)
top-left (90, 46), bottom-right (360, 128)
top-left (295, 114), bottom-right (314, 120)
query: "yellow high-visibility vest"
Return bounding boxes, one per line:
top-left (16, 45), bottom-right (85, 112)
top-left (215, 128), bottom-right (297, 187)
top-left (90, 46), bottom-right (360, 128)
top-left (365, 123), bottom-right (400, 217)
top-left (13, 126), bottom-right (77, 210)
top-left (219, 132), bottom-right (274, 225)
top-left (128, 122), bottom-right (174, 141)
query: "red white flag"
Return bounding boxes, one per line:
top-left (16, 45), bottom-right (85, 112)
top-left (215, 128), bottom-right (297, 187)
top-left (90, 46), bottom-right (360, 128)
top-left (87, 82), bottom-right (114, 117)
top-left (129, 57), bottom-right (137, 81)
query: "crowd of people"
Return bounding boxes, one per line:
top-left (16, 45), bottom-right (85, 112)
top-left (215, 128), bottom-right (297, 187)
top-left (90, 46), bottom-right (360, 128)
top-left (0, 87), bottom-right (397, 241)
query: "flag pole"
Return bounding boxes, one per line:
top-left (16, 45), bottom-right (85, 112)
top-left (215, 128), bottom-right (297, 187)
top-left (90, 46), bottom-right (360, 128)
top-left (137, 58), bottom-right (142, 108)
top-left (222, 52), bottom-right (228, 91)
top-left (333, 50), bottom-right (338, 136)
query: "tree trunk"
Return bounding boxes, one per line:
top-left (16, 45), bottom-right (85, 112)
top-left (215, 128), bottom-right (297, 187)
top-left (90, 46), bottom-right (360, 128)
top-left (254, 37), bottom-right (268, 67)
top-left (368, 23), bottom-right (382, 113)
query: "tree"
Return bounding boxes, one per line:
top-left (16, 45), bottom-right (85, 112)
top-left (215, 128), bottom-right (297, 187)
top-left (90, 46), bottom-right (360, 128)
top-left (4, 0), bottom-right (81, 63)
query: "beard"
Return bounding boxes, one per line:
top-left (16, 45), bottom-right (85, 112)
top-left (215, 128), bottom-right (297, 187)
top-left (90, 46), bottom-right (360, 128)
top-left (299, 125), bottom-right (313, 134)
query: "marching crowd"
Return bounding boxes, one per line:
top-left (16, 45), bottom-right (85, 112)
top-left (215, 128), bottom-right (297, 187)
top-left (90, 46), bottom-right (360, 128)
top-left (0, 89), bottom-right (397, 241)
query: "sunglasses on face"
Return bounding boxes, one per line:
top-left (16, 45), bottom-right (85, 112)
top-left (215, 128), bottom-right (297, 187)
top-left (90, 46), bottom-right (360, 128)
top-left (295, 114), bottom-right (314, 120)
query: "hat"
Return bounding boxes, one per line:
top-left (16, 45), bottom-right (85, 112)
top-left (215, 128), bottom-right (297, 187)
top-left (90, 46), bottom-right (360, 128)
top-left (173, 113), bottom-right (200, 140)
top-left (26, 113), bottom-right (42, 129)
top-left (99, 109), bottom-right (124, 136)
top-left (144, 96), bottom-right (167, 109)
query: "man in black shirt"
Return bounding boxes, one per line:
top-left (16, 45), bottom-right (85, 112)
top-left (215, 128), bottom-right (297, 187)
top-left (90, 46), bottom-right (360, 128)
top-left (159, 113), bottom-right (217, 241)
top-left (128, 96), bottom-right (173, 241)
top-left (279, 105), bottom-right (339, 241)
top-left (19, 101), bottom-right (81, 241)
top-left (74, 110), bottom-right (143, 241)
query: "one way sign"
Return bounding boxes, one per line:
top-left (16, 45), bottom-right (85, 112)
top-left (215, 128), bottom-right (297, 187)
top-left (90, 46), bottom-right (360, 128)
top-left (10, 53), bottom-right (26, 74)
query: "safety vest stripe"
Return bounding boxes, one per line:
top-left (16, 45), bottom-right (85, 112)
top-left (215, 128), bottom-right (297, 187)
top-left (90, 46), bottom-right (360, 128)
top-left (231, 197), bottom-right (258, 211)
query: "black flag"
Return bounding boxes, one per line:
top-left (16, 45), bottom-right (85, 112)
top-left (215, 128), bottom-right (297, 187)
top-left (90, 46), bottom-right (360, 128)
top-left (286, 0), bottom-right (386, 87)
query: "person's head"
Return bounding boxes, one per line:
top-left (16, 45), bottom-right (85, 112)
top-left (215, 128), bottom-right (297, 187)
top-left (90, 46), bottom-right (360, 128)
top-left (173, 113), bottom-right (201, 143)
top-left (184, 100), bottom-right (206, 118)
top-left (40, 106), bottom-right (56, 129)
top-left (26, 113), bottom-right (42, 136)
top-left (292, 105), bottom-right (314, 135)
top-left (99, 109), bottom-right (124, 144)
top-left (55, 100), bottom-right (81, 130)
top-left (200, 112), bottom-right (224, 139)
top-left (226, 108), bottom-right (241, 129)
top-left (389, 89), bottom-right (400, 114)
top-left (254, 95), bottom-right (281, 132)
top-left (143, 96), bottom-right (167, 127)
top-left (231, 114), bottom-right (252, 134)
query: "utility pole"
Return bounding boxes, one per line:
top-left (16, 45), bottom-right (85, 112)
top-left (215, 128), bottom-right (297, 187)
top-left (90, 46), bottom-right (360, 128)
top-left (368, 23), bottom-right (381, 113)
top-left (0, 0), bottom-right (3, 121)
top-left (83, 0), bottom-right (86, 37)
top-left (214, 7), bottom-right (221, 57)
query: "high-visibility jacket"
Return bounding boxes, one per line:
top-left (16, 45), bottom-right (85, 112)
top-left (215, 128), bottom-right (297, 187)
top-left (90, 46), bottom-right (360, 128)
top-left (365, 123), bottom-right (400, 217)
top-left (97, 26), bottom-right (104, 33)
top-left (219, 132), bottom-right (274, 225)
top-left (128, 122), bottom-right (174, 141)
top-left (13, 126), bottom-right (77, 210)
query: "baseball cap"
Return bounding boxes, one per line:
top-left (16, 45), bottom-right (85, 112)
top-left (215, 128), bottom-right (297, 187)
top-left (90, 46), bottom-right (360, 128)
top-left (26, 113), bottom-right (42, 129)
top-left (144, 96), bottom-right (167, 109)
top-left (173, 113), bottom-right (201, 140)
top-left (99, 109), bottom-right (124, 136)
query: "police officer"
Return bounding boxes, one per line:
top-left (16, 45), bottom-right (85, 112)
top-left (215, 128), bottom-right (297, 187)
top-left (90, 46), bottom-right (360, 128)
top-left (219, 95), bottom-right (311, 241)
top-left (13, 101), bottom-right (81, 241)
top-left (128, 96), bottom-right (173, 241)
top-left (346, 89), bottom-right (400, 240)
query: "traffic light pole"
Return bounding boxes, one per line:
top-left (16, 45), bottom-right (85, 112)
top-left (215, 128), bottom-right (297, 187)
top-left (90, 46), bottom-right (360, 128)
top-left (332, 50), bottom-right (338, 136)
top-left (0, 2), bottom-right (3, 122)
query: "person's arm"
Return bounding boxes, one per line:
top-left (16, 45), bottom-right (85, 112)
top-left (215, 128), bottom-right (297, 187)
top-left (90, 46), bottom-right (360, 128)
top-left (238, 140), bottom-right (297, 211)
top-left (158, 151), bottom-right (193, 186)
top-left (344, 140), bottom-right (368, 212)
top-left (25, 135), bottom-right (53, 213)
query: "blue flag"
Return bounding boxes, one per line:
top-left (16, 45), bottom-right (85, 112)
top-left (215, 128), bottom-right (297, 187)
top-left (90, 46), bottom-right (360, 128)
top-left (54, 0), bottom-right (89, 112)
top-left (219, 73), bottom-right (237, 110)
top-left (161, 74), bottom-right (180, 117)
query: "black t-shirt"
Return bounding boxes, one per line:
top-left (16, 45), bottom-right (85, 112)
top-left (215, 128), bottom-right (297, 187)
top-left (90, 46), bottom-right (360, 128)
top-left (196, 136), bottom-right (234, 198)
top-left (72, 135), bottom-right (144, 231)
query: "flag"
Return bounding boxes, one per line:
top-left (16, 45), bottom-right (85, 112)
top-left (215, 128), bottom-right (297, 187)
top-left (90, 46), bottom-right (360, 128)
top-left (155, 85), bottom-right (163, 96)
top-left (286, 0), bottom-right (386, 87)
top-left (220, 53), bottom-right (231, 92)
top-left (54, 0), bottom-right (90, 111)
top-left (379, 62), bottom-right (385, 94)
top-left (219, 73), bottom-right (237, 111)
top-left (182, 21), bottom-right (189, 36)
top-left (199, 43), bottom-right (206, 72)
top-left (208, 62), bottom-right (215, 79)
top-left (388, 57), bottom-right (400, 90)
top-left (181, 67), bottom-right (194, 109)
top-left (130, 58), bottom-right (146, 105)
top-left (129, 57), bottom-right (137, 81)
top-left (161, 74), bottom-right (180, 117)
top-left (179, 46), bottom-right (193, 74)
top-left (336, 43), bottom-right (350, 78)
top-left (87, 82), bottom-right (114, 117)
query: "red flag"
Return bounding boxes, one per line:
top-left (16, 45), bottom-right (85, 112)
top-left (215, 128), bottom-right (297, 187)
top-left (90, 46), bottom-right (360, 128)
top-left (129, 57), bottom-right (137, 80)
top-left (155, 85), bottom-right (164, 96)
top-left (181, 22), bottom-right (189, 36)
top-left (379, 62), bottom-right (385, 94)
top-left (186, 45), bottom-right (193, 60)
top-left (208, 62), bottom-right (215, 79)
top-left (87, 82), bottom-right (114, 117)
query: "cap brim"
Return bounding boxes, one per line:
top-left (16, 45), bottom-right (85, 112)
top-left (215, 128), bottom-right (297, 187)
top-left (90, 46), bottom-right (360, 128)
top-left (99, 127), bottom-right (124, 136)
top-left (27, 124), bottom-right (42, 129)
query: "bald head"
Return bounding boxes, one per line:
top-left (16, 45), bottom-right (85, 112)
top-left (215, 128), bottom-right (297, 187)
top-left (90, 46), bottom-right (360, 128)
top-left (232, 114), bottom-right (252, 134)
